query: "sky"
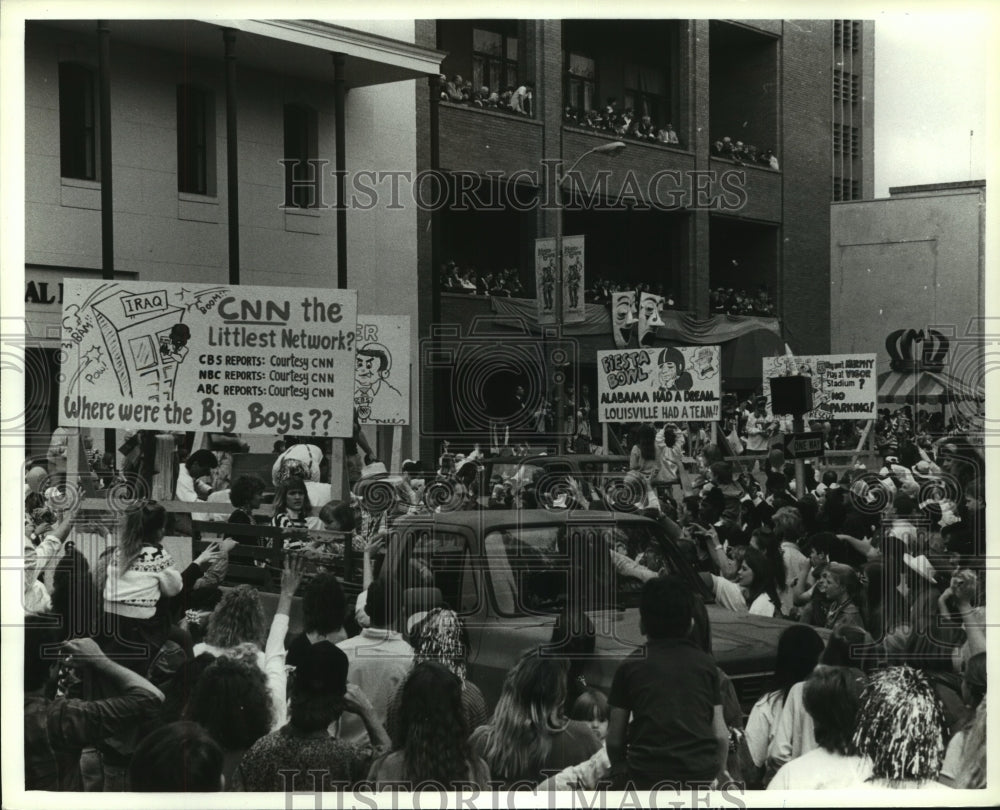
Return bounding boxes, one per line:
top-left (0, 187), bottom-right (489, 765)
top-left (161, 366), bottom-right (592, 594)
top-left (872, 11), bottom-right (991, 197)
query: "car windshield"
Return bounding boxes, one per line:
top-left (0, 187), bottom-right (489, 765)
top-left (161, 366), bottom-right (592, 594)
top-left (483, 522), bottom-right (706, 615)
top-left (513, 460), bottom-right (633, 510)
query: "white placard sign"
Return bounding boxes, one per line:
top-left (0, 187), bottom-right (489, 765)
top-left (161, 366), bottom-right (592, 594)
top-left (59, 280), bottom-right (358, 437)
top-left (355, 315), bottom-right (410, 425)
top-left (597, 346), bottom-right (721, 423)
top-left (763, 353), bottom-right (877, 419)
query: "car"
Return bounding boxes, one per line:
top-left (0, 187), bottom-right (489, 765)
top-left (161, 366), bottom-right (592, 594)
top-left (378, 508), bottom-right (791, 714)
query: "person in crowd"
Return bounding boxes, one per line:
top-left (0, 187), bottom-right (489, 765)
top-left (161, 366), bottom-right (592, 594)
top-left (767, 624), bottom-right (873, 778)
top-left (939, 651), bottom-right (986, 786)
top-left (769, 506), bottom-right (809, 614)
top-left (271, 477), bottom-right (322, 534)
top-left (537, 690), bottom-right (612, 791)
top-left (24, 627), bottom-right (164, 791)
top-left (629, 424), bottom-right (662, 482)
top-left (689, 595), bottom-right (745, 782)
top-left (738, 546), bottom-right (784, 618)
top-left (287, 573), bottom-right (348, 669)
top-left (384, 608), bottom-right (489, 744)
top-left (852, 665), bottom-right (948, 789)
top-left (175, 449), bottom-right (218, 502)
top-left (232, 641), bottom-right (390, 791)
top-left (272, 441), bottom-right (331, 506)
top-left (129, 721), bottom-right (223, 791)
top-left (99, 501), bottom-right (182, 675)
top-left (185, 656), bottom-right (274, 787)
top-left (767, 665), bottom-right (871, 789)
top-left (744, 397), bottom-right (775, 455)
top-left (337, 576), bottom-right (414, 744)
top-left (195, 557), bottom-right (304, 730)
top-left (951, 698), bottom-right (987, 789)
top-left (470, 649), bottom-right (599, 789)
top-left (368, 661), bottom-right (491, 789)
top-left (227, 474), bottom-right (267, 531)
top-left (743, 625), bottom-right (825, 787)
top-left (606, 576), bottom-right (729, 789)
top-left (821, 562), bottom-right (867, 633)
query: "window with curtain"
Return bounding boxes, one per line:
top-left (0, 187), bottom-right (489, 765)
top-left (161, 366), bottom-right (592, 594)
top-left (283, 103), bottom-right (319, 208)
top-left (472, 28), bottom-right (518, 94)
top-left (623, 63), bottom-right (666, 124)
top-left (59, 63), bottom-right (97, 180)
top-left (565, 52), bottom-right (596, 112)
top-left (177, 85), bottom-right (213, 195)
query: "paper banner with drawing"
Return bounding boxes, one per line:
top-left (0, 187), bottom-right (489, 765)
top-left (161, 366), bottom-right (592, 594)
top-left (596, 346), bottom-right (721, 423)
top-left (611, 291), bottom-right (637, 348)
top-left (59, 279), bottom-right (358, 437)
top-left (534, 237), bottom-right (557, 325)
top-left (762, 353), bottom-right (877, 419)
top-left (562, 234), bottom-right (585, 324)
top-left (355, 315), bottom-right (410, 425)
top-left (637, 292), bottom-right (665, 347)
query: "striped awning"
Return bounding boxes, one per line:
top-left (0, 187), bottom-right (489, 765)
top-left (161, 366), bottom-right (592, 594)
top-left (877, 369), bottom-right (984, 404)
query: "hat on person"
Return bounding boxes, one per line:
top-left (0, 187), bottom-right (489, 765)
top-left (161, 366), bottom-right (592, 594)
top-left (401, 458), bottom-right (419, 473)
top-left (360, 461), bottom-right (389, 480)
top-left (903, 553), bottom-right (938, 584)
top-left (292, 640), bottom-right (349, 696)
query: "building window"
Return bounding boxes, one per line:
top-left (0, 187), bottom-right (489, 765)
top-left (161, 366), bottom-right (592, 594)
top-left (624, 63), bottom-right (666, 123)
top-left (59, 63), bottom-right (97, 181)
top-left (834, 20), bottom-right (861, 52)
top-left (833, 176), bottom-right (860, 202)
top-left (283, 104), bottom-right (319, 208)
top-left (177, 85), bottom-right (213, 195)
top-left (833, 124), bottom-right (859, 157)
top-left (472, 27), bottom-right (518, 95)
top-left (565, 52), bottom-right (596, 112)
top-left (833, 70), bottom-right (859, 103)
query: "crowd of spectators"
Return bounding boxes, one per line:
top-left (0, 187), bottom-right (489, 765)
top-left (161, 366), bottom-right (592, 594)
top-left (563, 100), bottom-right (681, 147)
top-left (710, 286), bottom-right (776, 317)
top-left (22, 402), bottom-right (985, 794)
top-left (439, 261), bottom-right (526, 297)
top-left (439, 74), bottom-right (534, 117)
top-left (712, 137), bottom-right (779, 170)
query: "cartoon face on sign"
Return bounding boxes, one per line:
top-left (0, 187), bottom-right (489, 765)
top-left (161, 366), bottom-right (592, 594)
top-left (656, 347), bottom-right (693, 392)
top-left (691, 346), bottom-right (716, 380)
top-left (637, 293), bottom-right (665, 347)
top-left (354, 342), bottom-right (401, 420)
top-left (612, 291), bottom-right (637, 347)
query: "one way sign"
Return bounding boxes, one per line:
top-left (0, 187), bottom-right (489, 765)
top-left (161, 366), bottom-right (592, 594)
top-left (783, 432), bottom-right (825, 459)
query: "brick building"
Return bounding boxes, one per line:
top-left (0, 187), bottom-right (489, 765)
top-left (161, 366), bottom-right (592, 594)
top-left (417, 19), bottom-right (875, 451)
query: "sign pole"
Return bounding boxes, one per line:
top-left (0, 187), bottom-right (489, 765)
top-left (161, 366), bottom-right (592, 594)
top-left (602, 422), bottom-right (609, 455)
top-left (391, 425), bottom-right (403, 475)
top-left (793, 415), bottom-right (806, 496)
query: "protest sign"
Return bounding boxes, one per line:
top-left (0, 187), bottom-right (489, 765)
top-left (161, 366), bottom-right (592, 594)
top-left (562, 235), bottom-right (585, 324)
top-left (59, 280), bottom-right (358, 436)
top-left (762, 353), bottom-right (877, 419)
top-left (355, 315), bottom-right (410, 425)
top-left (597, 346), bottom-right (721, 423)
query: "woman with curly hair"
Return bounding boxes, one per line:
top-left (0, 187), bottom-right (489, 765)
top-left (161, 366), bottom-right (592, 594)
top-left (186, 656), bottom-right (274, 786)
top-left (195, 558), bottom-right (305, 730)
top-left (852, 665), bottom-right (948, 789)
top-left (368, 662), bottom-right (490, 789)
top-left (469, 650), bottom-right (600, 788)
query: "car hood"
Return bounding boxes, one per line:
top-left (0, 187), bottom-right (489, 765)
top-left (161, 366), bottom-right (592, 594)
top-left (582, 605), bottom-right (789, 681)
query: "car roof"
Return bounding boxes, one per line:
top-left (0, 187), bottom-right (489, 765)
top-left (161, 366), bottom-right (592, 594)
top-left (393, 508), bottom-right (654, 531)
top-left (515, 454), bottom-right (629, 466)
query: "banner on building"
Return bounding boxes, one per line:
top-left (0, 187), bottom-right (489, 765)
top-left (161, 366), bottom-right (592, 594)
top-left (611, 291), bottom-right (637, 348)
top-left (637, 292), bottom-right (665, 346)
top-left (596, 346), bottom-right (721, 423)
top-left (534, 238), bottom-right (557, 325)
top-left (562, 234), bottom-right (586, 324)
top-left (762, 353), bottom-right (877, 420)
top-left (59, 280), bottom-right (358, 437)
top-left (355, 315), bottom-right (410, 425)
